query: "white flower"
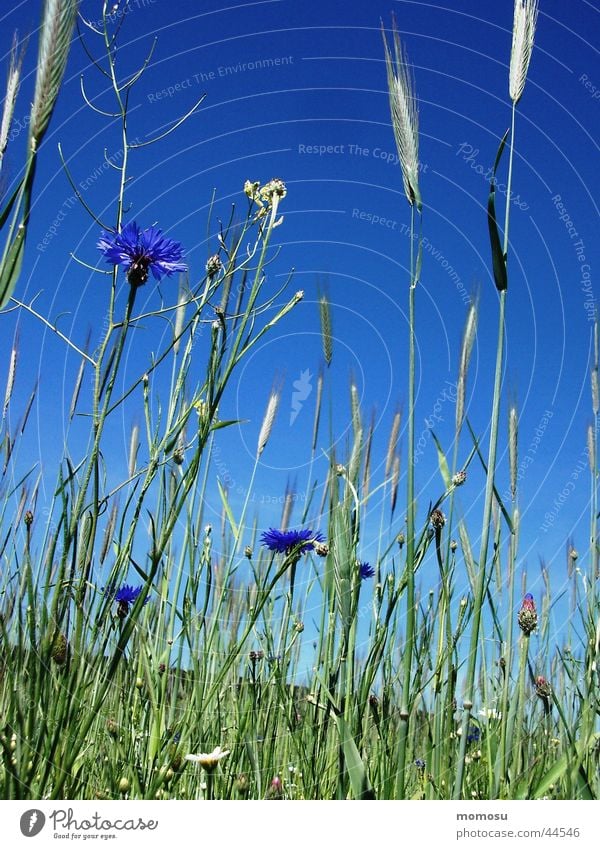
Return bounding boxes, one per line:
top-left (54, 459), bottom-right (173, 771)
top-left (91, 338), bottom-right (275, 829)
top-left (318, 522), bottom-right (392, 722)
top-left (185, 746), bottom-right (230, 771)
top-left (479, 708), bottom-right (502, 720)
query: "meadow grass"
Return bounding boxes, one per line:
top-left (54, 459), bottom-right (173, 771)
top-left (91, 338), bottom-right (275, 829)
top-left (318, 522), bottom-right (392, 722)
top-left (0, 1), bottom-right (598, 801)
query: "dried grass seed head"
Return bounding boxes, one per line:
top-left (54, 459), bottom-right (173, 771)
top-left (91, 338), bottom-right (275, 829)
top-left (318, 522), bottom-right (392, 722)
top-left (509, 0), bottom-right (539, 104)
top-left (382, 19), bottom-right (422, 210)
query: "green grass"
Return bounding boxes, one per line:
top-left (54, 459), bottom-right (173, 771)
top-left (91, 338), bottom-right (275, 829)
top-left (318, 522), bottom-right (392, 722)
top-left (1, 1), bottom-right (599, 801)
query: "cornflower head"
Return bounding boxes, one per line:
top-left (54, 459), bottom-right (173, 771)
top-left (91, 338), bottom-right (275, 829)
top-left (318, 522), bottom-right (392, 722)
top-left (358, 561), bottom-right (375, 580)
top-left (260, 527), bottom-right (324, 556)
top-left (382, 18), bottom-right (422, 210)
top-left (518, 592), bottom-right (537, 635)
top-left (105, 583), bottom-right (147, 619)
top-left (535, 675), bottom-right (552, 699)
top-left (467, 725), bottom-right (481, 745)
top-left (98, 221), bottom-right (187, 287)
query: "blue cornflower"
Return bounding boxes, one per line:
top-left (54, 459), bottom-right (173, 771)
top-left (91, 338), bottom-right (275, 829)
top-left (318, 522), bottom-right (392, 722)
top-left (98, 221), bottom-right (187, 287)
top-left (260, 527), bottom-right (324, 555)
top-left (467, 725), bottom-right (481, 745)
top-left (358, 561), bottom-right (375, 580)
top-left (105, 583), bottom-right (147, 619)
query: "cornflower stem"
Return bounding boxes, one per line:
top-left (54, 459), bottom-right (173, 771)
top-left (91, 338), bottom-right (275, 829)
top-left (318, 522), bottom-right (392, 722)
top-left (396, 202), bottom-right (420, 798)
top-left (497, 502), bottom-right (518, 794)
top-left (512, 633), bottom-right (530, 780)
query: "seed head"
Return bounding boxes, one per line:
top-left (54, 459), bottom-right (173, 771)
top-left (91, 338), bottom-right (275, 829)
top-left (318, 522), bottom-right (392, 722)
top-left (51, 632), bottom-right (68, 665)
top-left (205, 254), bottom-right (222, 277)
top-left (430, 509), bottom-right (446, 530)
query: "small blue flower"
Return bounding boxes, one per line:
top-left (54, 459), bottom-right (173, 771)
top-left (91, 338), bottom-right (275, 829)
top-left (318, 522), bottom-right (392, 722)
top-left (467, 725), bottom-right (481, 745)
top-left (105, 583), bottom-right (147, 619)
top-left (414, 758), bottom-right (426, 770)
top-left (358, 561), bottom-right (375, 580)
top-left (98, 221), bottom-right (187, 287)
top-left (260, 527), bottom-right (324, 555)
top-left (113, 584), bottom-right (143, 605)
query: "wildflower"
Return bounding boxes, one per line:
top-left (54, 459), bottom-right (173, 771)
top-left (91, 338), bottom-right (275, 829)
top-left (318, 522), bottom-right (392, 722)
top-left (358, 561), bottom-right (375, 580)
top-left (98, 221), bottom-right (187, 287)
top-left (535, 676), bottom-right (552, 713)
top-left (244, 179), bottom-right (260, 200)
top-left (452, 470), bottom-right (467, 487)
top-left (430, 509), bottom-right (446, 530)
top-left (105, 584), bottom-right (144, 619)
top-left (260, 178), bottom-right (287, 202)
top-left (467, 725), bottom-right (481, 745)
top-left (185, 746), bottom-right (230, 772)
top-left (414, 758), bottom-right (426, 771)
top-left (518, 592), bottom-right (537, 635)
top-left (265, 775), bottom-right (283, 799)
top-left (260, 527), bottom-right (324, 555)
top-left (479, 708), bottom-right (502, 720)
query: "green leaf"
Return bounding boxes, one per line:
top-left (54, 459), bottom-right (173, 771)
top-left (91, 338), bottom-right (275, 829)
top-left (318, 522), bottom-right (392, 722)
top-left (0, 224), bottom-right (26, 309)
top-left (0, 178), bottom-right (24, 231)
top-left (333, 713), bottom-right (375, 800)
top-left (487, 128), bottom-right (510, 292)
top-left (430, 430), bottom-right (451, 489)
top-left (210, 418), bottom-right (247, 432)
top-left (531, 734), bottom-right (599, 799)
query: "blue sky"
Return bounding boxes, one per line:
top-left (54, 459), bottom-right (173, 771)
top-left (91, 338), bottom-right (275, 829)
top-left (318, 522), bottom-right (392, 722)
top-left (1, 0), bottom-right (599, 650)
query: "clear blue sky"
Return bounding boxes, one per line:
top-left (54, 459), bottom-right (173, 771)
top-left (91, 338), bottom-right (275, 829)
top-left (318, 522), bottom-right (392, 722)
top-left (1, 0), bottom-right (599, 649)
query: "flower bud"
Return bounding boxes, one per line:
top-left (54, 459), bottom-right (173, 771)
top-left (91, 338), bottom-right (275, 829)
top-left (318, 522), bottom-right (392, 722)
top-left (205, 254), bottom-right (222, 277)
top-left (518, 593), bottom-right (537, 635)
top-left (430, 509), bottom-right (446, 530)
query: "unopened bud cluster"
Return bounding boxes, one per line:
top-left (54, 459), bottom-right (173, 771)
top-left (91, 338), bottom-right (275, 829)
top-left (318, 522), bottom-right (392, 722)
top-left (518, 593), bottom-right (538, 635)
